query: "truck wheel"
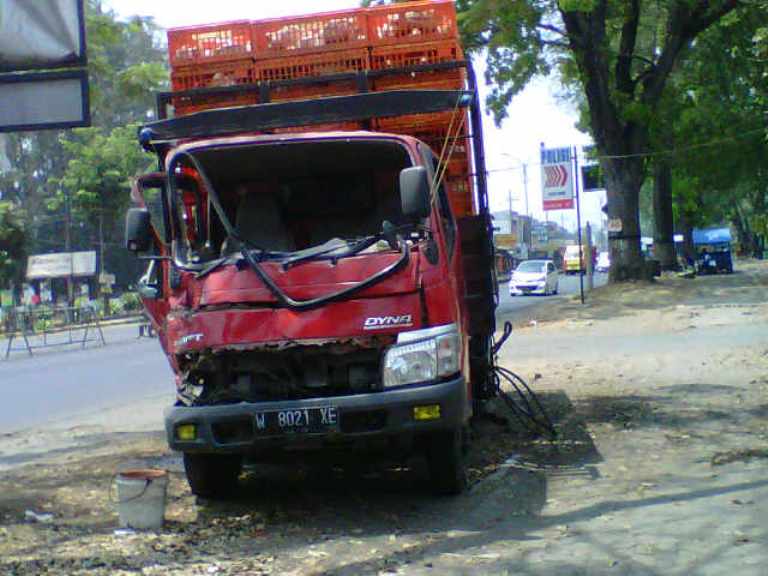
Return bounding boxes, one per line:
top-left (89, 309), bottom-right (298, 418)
top-left (426, 427), bottom-right (467, 496)
top-left (183, 453), bottom-right (242, 498)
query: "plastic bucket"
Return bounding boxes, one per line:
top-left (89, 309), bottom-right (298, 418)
top-left (116, 469), bottom-right (168, 530)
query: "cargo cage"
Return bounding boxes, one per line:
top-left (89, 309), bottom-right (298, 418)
top-left (151, 60), bottom-right (487, 217)
top-left (166, 1), bottom-right (459, 65)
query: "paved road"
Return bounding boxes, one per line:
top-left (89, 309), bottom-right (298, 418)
top-left (0, 323), bottom-right (172, 434)
top-left (1, 273), bottom-right (607, 434)
top-left (496, 271), bottom-right (608, 322)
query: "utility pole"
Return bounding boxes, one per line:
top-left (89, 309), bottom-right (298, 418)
top-left (64, 186), bottom-right (74, 308)
top-left (573, 146), bottom-right (584, 305)
top-left (522, 162), bottom-right (529, 218)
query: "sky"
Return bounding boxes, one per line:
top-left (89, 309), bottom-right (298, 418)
top-left (103, 0), bottom-right (603, 231)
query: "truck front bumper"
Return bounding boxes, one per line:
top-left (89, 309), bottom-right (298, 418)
top-left (165, 376), bottom-right (470, 453)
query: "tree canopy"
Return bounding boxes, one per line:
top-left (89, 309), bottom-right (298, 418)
top-left (458, 0), bottom-right (763, 279)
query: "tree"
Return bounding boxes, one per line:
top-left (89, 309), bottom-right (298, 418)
top-left (459, 0), bottom-right (749, 280)
top-left (50, 125), bottom-right (155, 285)
top-left (666, 6), bottom-right (768, 256)
top-left (0, 202), bottom-right (27, 300)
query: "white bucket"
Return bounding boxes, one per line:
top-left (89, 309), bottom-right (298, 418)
top-left (116, 469), bottom-right (168, 530)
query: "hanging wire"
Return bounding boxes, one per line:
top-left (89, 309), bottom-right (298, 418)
top-left (489, 321), bottom-right (557, 440)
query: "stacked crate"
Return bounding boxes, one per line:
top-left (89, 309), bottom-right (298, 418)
top-left (166, 1), bottom-right (472, 215)
top-left (167, 21), bottom-right (257, 115)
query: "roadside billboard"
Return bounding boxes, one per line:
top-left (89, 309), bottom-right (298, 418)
top-left (26, 251), bottom-right (96, 280)
top-left (540, 146), bottom-right (574, 211)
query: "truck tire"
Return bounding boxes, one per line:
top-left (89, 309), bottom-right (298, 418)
top-left (426, 427), bottom-right (467, 496)
top-left (183, 453), bottom-right (242, 498)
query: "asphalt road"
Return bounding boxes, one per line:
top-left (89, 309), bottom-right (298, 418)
top-left (496, 271), bottom-right (608, 321)
top-left (0, 323), bottom-right (172, 434)
top-left (0, 272), bottom-right (606, 434)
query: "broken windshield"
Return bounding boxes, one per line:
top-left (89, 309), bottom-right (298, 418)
top-left (169, 139), bottom-right (414, 267)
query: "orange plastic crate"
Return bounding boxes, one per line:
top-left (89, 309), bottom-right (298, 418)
top-left (172, 92), bottom-right (258, 116)
top-left (367, 0), bottom-right (458, 47)
top-left (252, 10), bottom-right (368, 57)
top-left (373, 68), bottom-right (465, 92)
top-left (375, 110), bottom-right (469, 134)
top-left (272, 121), bottom-right (364, 134)
top-left (370, 40), bottom-right (462, 71)
top-left (168, 21), bottom-right (253, 66)
top-left (268, 79), bottom-right (360, 103)
top-left (171, 58), bottom-right (256, 92)
top-left (445, 177), bottom-right (475, 217)
top-left (253, 49), bottom-right (369, 82)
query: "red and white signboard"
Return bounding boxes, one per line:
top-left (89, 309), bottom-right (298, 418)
top-left (540, 147), bottom-right (574, 211)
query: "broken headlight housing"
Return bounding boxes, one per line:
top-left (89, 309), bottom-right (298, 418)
top-left (382, 324), bottom-right (461, 388)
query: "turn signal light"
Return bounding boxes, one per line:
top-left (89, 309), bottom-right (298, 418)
top-left (413, 405), bottom-right (441, 421)
top-left (176, 424), bottom-right (197, 441)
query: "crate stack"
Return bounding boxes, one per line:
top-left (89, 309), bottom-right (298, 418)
top-left (166, 0), bottom-right (473, 216)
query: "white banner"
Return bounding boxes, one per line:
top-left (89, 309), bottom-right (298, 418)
top-left (26, 251), bottom-right (97, 279)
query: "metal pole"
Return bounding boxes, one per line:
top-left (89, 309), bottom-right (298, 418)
top-left (522, 163), bottom-right (529, 217)
top-left (574, 146), bottom-right (584, 304)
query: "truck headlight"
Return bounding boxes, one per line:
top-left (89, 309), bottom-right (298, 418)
top-left (382, 324), bottom-right (460, 388)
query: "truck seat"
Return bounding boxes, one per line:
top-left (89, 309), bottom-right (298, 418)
top-left (235, 192), bottom-right (295, 252)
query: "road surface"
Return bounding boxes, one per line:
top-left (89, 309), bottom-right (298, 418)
top-left (0, 323), bottom-right (172, 434)
top-left (0, 273), bottom-right (606, 434)
top-left (496, 271), bottom-right (608, 321)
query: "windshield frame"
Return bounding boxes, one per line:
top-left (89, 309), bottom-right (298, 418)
top-left (165, 135), bottom-right (420, 272)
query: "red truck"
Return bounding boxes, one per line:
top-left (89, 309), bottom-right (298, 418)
top-left (125, 1), bottom-right (496, 497)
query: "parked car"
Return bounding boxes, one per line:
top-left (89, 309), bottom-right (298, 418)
top-left (509, 260), bottom-right (559, 296)
top-left (596, 251), bottom-right (610, 272)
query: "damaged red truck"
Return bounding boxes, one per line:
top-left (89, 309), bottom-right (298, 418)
top-left (125, 1), bottom-right (497, 497)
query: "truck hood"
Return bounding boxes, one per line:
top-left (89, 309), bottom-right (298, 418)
top-left (167, 251), bottom-right (423, 354)
top-left (197, 250), bottom-right (419, 307)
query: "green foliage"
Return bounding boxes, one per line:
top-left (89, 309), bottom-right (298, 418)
top-left (120, 291), bottom-right (143, 312)
top-left (0, 202), bottom-right (27, 290)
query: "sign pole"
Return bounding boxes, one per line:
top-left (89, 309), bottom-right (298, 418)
top-left (574, 146), bottom-right (584, 304)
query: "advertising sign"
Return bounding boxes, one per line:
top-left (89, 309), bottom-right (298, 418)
top-left (541, 146), bottom-right (574, 211)
top-left (26, 251), bottom-right (97, 279)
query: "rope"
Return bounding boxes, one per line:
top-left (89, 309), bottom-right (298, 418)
top-left (431, 93), bottom-right (468, 202)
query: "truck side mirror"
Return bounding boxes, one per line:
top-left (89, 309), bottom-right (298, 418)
top-left (125, 208), bottom-right (152, 253)
top-left (400, 166), bottom-right (431, 220)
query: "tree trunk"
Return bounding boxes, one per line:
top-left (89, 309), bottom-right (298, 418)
top-left (652, 160), bottom-right (678, 270)
top-left (602, 156), bottom-right (645, 282)
top-left (677, 210), bottom-right (695, 263)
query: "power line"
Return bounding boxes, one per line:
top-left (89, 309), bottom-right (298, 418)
top-left (484, 127), bottom-right (766, 174)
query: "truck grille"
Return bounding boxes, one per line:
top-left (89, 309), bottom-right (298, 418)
top-left (178, 344), bottom-right (385, 405)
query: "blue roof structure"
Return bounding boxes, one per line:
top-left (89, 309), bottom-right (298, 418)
top-left (692, 228), bottom-right (732, 245)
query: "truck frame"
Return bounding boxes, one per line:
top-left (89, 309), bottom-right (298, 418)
top-left (126, 26), bottom-right (497, 497)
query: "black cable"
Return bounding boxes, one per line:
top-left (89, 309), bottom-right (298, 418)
top-left (488, 321), bottom-right (557, 440)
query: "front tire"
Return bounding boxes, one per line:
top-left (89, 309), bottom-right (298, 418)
top-left (183, 453), bottom-right (243, 498)
top-left (426, 427), bottom-right (468, 496)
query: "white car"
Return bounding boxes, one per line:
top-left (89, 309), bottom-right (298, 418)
top-left (596, 251), bottom-right (610, 272)
top-left (509, 259), bottom-right (559, 296)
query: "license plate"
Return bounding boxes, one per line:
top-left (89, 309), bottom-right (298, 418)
top-left (254, 406), bottom-right (339, 435)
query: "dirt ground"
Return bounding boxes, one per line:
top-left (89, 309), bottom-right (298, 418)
top-left (1, 260), bottom-right (766, 575)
